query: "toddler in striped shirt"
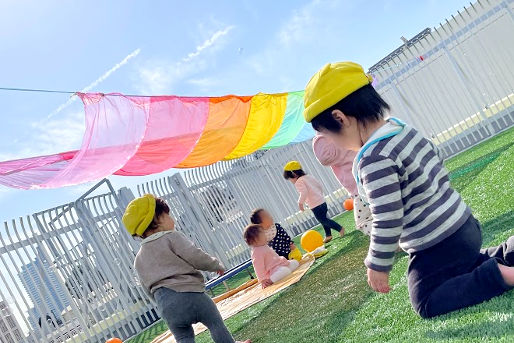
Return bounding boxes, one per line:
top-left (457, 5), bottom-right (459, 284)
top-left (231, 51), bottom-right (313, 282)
top-left (303, 61), bottom-right (514, 318)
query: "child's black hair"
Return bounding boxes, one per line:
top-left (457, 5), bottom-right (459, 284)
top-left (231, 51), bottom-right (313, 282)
top-left (283, 169), bottom-right (306, 180)
top-left (250, 208), bottom-right (264, 225)
top-left (244, 224), bottom-right (262, 245)
top-left (311, 84), bottom-right (391, 133)
top-left (143, 197), bottom-right (170, 235)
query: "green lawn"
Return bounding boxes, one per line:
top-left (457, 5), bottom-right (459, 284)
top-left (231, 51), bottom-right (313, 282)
top-left (129, 127), bottom-right (514, 343)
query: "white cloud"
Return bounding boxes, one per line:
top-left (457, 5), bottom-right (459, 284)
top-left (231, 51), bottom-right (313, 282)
top-left (33, 111), bottom-right (85, 152)
top-left (187, 77), bottom-right (218, 90)
top-left (211, 0), bottom-right (351, 93)
top-left (278, 0), bottom-right (318, 47)
top-left (0, 111), bottom-right (85, 162)
top-left (137, 25), bottom-right (234, 94)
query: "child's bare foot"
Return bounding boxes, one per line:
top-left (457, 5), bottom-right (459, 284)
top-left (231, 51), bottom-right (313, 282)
top-left (339, 228), bottom-right (345, 237)
top-left (323, 236), bottom-right (333, 243)
top-left (498, 263), bottom-right (514, 286)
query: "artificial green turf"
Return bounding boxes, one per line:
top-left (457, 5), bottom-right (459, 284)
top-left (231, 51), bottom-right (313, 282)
top-left (129, 127), bottom-right (514, 343)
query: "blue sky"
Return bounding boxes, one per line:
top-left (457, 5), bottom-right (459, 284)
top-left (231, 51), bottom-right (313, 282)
top-left (0, 0), bottom-right (471, 222)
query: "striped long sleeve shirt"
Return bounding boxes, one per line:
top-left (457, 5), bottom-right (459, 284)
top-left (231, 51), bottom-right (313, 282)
top-left (356, 120), bottom-right (471, 272)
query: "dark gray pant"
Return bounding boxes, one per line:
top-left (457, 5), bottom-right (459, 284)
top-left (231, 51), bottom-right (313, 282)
top-left (408, 215), bottom-right (513, 318)
top-left (311, 202), bottom-right (342, 237)
top-left (154, 287), bottom-right (234, 343)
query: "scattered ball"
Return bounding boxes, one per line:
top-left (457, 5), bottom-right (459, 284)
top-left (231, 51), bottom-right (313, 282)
top-left (106, 338), bottom-right (123, 343)
top-left (289, 248), bottom-right (303, 261)
top-left (301, 230), bottom-right (324, 252)
top-left (343, 198), bottom-right (354, 211)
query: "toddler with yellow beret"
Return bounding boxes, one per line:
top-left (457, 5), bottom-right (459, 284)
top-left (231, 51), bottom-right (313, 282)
top-left (283, 161), bottom-right (344, 243)
top-left (303, 61), bottom-right (514, 318)
top-left (122, 194), bottom-right (251, 343)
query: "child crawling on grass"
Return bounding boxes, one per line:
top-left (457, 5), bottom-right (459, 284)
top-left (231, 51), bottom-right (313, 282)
top-left (244, 224), bottom-right (300, 289)
top-left (249, 208), bottom-right (301, 260)
top-left (123, 194), bottom-right (251, 343)
top-left (303, 61), bottom-right (514, 318)
top-left (312, 134), bottom-right (373, 235)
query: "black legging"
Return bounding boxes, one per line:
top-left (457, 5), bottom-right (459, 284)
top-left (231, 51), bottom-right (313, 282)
top-left (408, 215), bottom-right (513, 318)
top-left (311, 202), bottom-right (342, 237)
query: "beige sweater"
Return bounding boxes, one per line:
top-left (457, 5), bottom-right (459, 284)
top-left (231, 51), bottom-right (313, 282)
top-left (134, 230), bottom-right (224, 298)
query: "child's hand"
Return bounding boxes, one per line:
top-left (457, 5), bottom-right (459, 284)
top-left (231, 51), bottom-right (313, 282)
top-left (217, 270), bottom-right (225, 276)
top-left (298, 203), bottom-right (305, 211)
top-left (261, 279), bottom-right (273, 288)
top-left (367, 268), bottom-right (390, 293)
top-left (290, 243), bottom-right (297, 250)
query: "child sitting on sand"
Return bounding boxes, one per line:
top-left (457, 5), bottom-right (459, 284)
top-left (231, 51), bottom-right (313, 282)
top-left (123, 194), bottom-right (250, 343)
top-left (312, 134), bottom-right (372, 235)
top-left (249, 208), bottom-right (301, 260)
top-left (244, 224), bottom-right (300, 288)
top-left (283, 161), bottom-right (345, 243)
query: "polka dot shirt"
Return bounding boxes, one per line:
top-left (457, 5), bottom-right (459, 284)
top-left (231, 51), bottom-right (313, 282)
top-left (268, 223), bottom-right (293, 258)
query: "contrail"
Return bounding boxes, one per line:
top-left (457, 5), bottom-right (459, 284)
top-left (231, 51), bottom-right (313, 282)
top-left (182, 26), bottom-right (234, 63)
top-left (46, 48), bottom-right (141, 120)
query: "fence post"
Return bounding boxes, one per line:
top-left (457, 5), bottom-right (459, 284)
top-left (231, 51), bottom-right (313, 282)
top-left (437, 27), bottom-right (495, 135)
top-left (169, 174), bottom-right (231, 268)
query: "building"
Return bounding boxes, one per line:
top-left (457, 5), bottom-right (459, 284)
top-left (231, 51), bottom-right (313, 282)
top-left (0, 301), bottom-right (24, 343)
top-left (19, 247), bottom-right (69, 330)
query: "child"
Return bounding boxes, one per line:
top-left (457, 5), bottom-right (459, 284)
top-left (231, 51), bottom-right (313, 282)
top-left (312, 134), bottom-right (372, 235)
top-left (244, 224), bottom-right (300, 288)
top-left (303, 61), bottom-right (514, 318)
top-left (283, 161), bottom-right (344, 243)
top-left (123, 194), bottom-right (251, 343)
top-left (249, 208), bottom-right (300, 259)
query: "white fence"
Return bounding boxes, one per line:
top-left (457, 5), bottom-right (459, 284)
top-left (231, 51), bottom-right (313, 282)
top-left (371, 0), bottom-right (514, 158)
top-left (0, 0), bottom-right (513, 342)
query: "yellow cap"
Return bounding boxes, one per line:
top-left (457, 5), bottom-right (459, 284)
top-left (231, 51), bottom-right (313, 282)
top-left (284, 161), bottom-right (302, 171)
top-left (304, 61), bottom-right (373, 122)
top-left (122, 194), bottom-right (156, 236)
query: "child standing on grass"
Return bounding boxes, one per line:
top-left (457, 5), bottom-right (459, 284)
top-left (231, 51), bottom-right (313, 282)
top-left (303, 61), bottom-right (514, 318)
top-left (312, 134), bottom-right (372, 235)
top-left (283, 161), bottom-right (345, 243)
top-left (123, 194), bottom-right (251, 343)
top-left (244, 224), bottom-right (300, 288)
top-left (249, 208), bottom-right (301, 260)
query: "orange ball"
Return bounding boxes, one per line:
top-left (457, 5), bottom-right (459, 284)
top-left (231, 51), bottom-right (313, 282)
top-left (106, 339), bottom-right (123, 343)
top-left (343, 198), bottom-right (354, 211)
top-left (301, 230), bottom-right (324, 252)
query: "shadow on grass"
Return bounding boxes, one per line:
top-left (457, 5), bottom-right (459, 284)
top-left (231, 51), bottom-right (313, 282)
top-left (448, 142), bottom-right (513, 193)
top-left (126, 321), bottom-right (167, 343)
top-left (481, 211), bottom-right (514, 246)
top-left (425, 311), bottom-right (514, 340)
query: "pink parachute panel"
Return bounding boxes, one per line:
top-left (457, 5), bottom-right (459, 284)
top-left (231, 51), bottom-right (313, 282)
top-left (115, 95), bottom-right (209, 176)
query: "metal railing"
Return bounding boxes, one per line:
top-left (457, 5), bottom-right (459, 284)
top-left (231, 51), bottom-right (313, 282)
top-left (0, 1), bottom-right (513, 342)
top-left (371, 0), bottom-right (514, 158)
